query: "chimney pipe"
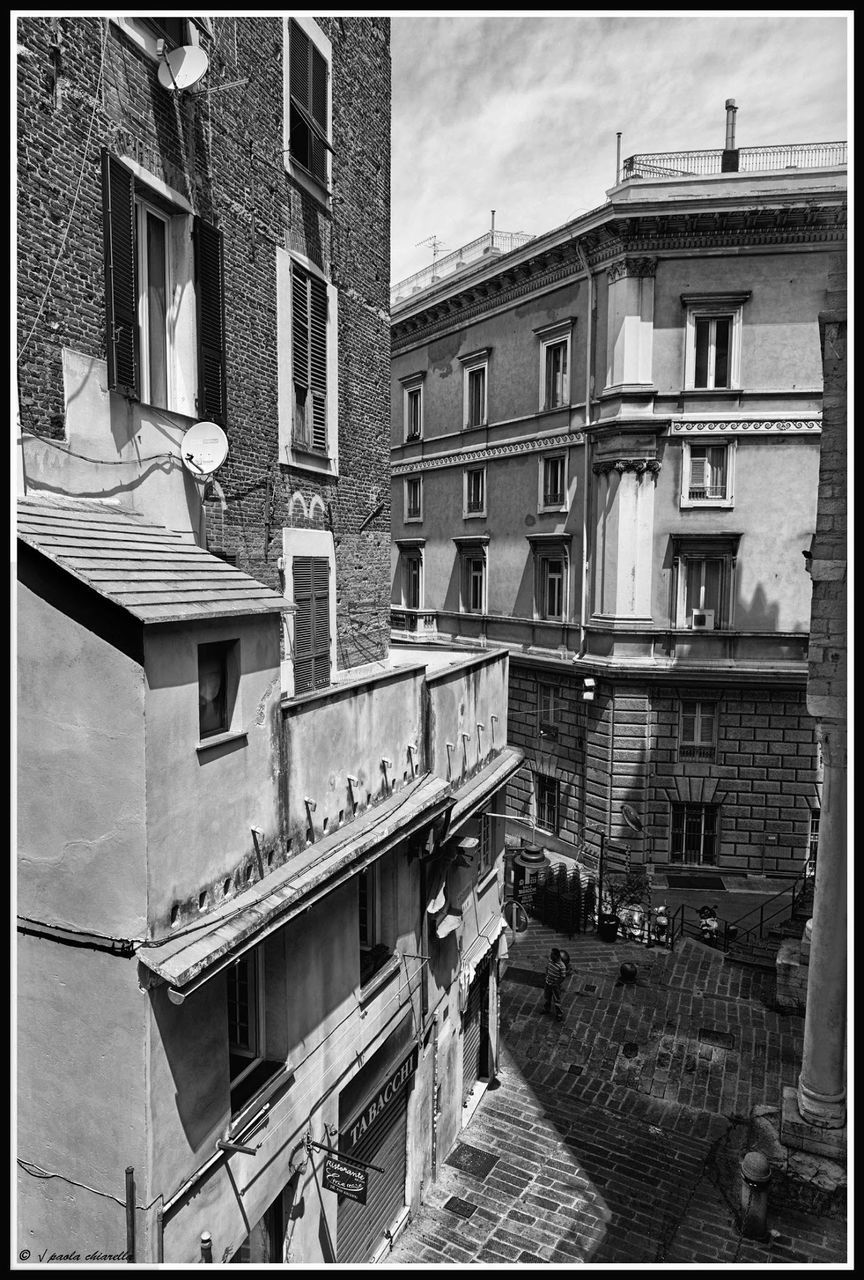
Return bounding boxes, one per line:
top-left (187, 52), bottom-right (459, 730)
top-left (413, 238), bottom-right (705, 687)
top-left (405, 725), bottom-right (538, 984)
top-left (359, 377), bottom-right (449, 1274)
top-left (724, 98), bottom-right (737, 150)
top-left (616, 132), bottom-right (622, 184)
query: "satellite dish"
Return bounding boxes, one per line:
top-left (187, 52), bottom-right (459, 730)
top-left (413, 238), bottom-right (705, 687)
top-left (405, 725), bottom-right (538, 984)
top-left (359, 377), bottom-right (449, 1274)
top-left (621, 804), bottom-right (643, 833)
top-left (180, 422), bottom-right (228, 476)
top-left (157, 45), bottom-right (210, 93)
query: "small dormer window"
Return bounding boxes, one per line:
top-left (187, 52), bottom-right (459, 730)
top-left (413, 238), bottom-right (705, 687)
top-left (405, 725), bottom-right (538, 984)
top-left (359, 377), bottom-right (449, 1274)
top-left (198, 640), bottom-right (237, 738)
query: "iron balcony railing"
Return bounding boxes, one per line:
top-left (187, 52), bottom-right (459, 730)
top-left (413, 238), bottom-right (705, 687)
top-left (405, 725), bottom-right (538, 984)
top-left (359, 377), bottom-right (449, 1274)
top-left (622, 141), bottom-right (847, 180)
top-left (391, 229), bottom-right (534, 308)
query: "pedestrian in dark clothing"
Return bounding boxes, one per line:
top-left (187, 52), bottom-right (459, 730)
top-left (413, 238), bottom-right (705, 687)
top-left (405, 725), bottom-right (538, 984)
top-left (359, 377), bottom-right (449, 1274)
top-left (543, 947), bottom-right (567, 1020)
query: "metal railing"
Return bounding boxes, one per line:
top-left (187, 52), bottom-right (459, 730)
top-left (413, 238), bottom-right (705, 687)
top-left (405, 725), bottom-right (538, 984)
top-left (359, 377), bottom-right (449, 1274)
top-left (666, 866), bottom-right (813, 954)
top-left (391, 229), bottom-right (534, 307)
top-left (622, 141), bottom-right (846, 181)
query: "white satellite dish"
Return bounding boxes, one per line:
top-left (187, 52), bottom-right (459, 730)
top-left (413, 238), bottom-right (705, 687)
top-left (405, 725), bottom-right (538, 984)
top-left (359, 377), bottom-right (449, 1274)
top-left (180, 422), bottom-right (228, 476)
top-left (157, 44), bottom-right (210, 93)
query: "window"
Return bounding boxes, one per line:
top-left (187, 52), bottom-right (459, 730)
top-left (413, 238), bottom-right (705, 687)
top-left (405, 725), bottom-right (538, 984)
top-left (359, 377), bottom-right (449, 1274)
top-left (277, 249), bottom-right (338, 472)
top-left (102, 151), bottom-right (224, 420)
top-left (541, 558), bottom-right (565, 620)
top-left (538, 681), bottom-right (563, 740)
top-left (403, 552), bottom-right (422, 610)
top-left (807, 809), bottom-right (820, 874)
top-left (292, 556), bottom-right (331, 694)
top-left (227, 948), bottom-right (282, 1115)
top-left (405, 476), bottom-right (423, 522)
top-left (678, 700), bottom-right (717, 761)
top-left (291, 264), bottom-right (329, 454)
top-left (198, 641), bottom-right (237, 739)
top-left (359, 865), bottom-right (391, 986)
top-left (527, 534), bottom-right (570, 623)
top-left (681, 441), bottom-right (735, 507)
top-left (138, 16), bottom-right (187, 46)
top-left (536, 320), bottom-right (573, 411)
top-left (400, 372), bottom-right (425, 440)
top-left (111, 17), bottom-right (197, 60)
top-left (286, 18), bottom-right (332, 194)
top-left (682, 292), bottom-right (749, 391)
top-left (540, 454), bottom-right (567, 511)
top-left (454, 535), bottom-right (489, 614)
top-left (464, 466), bottom-right (486, 517)
top-left (460, 350), bottom-right (489, 429)
top-left (672, 534), bottom-right (741, 629)
top-left (670, 802), bottom-right (718, 865)
top-left (536, 773), bottom-right (560, 834)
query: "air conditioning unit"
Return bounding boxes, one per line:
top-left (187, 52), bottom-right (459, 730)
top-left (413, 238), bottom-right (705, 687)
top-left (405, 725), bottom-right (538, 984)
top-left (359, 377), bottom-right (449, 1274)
top-left (691, 609), bottom-right (715, 630)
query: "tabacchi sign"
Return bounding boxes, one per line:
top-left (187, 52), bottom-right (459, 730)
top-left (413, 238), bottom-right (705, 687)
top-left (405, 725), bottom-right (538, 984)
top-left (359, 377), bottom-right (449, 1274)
top-left (323, 1155), bottom-right (368, 1204)
top-left (344, 1046), bottom-right (419, 1151)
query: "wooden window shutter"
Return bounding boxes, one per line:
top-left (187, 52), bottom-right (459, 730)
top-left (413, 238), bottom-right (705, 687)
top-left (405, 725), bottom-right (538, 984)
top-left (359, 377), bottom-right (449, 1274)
top-left (309, 275), bottom-right (328, 451)
top-left (293, 556), bottom-right (330, 694)
top-left (309, 44), bottom-right (328, 183)
top-left (291, 265), bottom-right (310, 447)
top-left (194, 218), bottom-right (227, 425)
top-left (289, 20), bottom-right (329, 186)
top-left (101, 150), bottom-right (139, 398)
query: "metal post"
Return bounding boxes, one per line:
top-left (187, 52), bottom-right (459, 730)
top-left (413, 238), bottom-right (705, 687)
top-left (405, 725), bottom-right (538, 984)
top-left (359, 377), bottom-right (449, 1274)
top-left (597, 831), bottom-right (605, 931)
top-left (125, 1166), bottom-right (135, 1263)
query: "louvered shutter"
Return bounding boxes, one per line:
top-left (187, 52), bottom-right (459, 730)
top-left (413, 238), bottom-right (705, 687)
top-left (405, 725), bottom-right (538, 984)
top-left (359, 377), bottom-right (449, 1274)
top-left (689, 452), bottom-right (708, 495)
top-left (291, 267), bottom-right (310, 447)
top-left (293, 556), bottom-right (330, 694)
top-left (194, 219), bottom-right (227, 425)
top-left (309, 44), bottom-right (328, 184)
top-left (309, 275), bottom-right (328, 452)
top-left (101, 151), bottom-right (139, 398)
top-left (289, 19), bottom-right (329, 186)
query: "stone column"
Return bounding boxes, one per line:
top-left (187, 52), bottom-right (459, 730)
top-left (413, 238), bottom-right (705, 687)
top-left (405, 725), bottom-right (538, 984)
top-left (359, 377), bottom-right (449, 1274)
top-left (796, 717), bottom-right (846, 1127)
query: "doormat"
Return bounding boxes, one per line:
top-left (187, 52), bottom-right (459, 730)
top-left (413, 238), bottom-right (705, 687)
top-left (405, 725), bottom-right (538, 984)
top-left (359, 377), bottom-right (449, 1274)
top-left (665, 873), bottom-right (726, 890)
top-left (501, 966), bottom-right (546, 988)
top-left (445, 1143), bottom-right (499, 1180)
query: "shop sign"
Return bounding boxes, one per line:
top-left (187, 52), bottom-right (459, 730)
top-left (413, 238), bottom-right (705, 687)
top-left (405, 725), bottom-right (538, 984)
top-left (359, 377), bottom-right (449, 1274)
top-left (343, 1045), bottom-right (418, 1151)
top-left (323, 1155), bottom-right (368, 1205)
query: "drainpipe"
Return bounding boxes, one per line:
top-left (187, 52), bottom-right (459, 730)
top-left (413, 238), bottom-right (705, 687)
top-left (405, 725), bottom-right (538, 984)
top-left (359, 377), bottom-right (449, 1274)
top-left (574, 241), bottom-right (595, 658)
top-left (125, 1166), bottom-right (136, 1263)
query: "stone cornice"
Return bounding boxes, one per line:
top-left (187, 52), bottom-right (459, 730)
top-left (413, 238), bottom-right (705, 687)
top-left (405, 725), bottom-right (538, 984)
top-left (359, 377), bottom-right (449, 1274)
top-left (392, 431), bottom-right (584, 477)
top-left (606, 256), bottom-right (657, 282)
top-left (592, 458), bottom-right (662, 476)
top-left (671, 418), bottom-right (821, 435)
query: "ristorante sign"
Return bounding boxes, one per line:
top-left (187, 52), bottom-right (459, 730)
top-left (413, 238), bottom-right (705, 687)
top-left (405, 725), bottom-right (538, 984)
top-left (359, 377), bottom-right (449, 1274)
top-left (343, 1046), bottom-right (418, 1152)
top-left (323, 1155), bottom-right (368, 1204)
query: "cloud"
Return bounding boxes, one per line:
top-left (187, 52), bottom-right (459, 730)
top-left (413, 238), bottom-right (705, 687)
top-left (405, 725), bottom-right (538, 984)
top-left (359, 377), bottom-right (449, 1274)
top-left (390, 13), bottom-right (849, 285)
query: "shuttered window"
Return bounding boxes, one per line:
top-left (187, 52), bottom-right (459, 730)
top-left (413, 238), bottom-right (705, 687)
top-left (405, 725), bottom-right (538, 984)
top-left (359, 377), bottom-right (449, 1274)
top-left (101, 151), bottom-right (139, 399)
top-left (291, 265), bottom-right (328, 454)
top-left (292, 556), bottom-right (331, 694)
top-left (194, 219), bottom-right (227, 424)
top-left (289, 19), bottom-right (330, 186)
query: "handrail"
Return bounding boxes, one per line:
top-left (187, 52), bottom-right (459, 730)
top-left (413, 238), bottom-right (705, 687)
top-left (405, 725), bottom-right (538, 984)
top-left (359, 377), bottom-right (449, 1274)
top-left (726, 869), bottom-right (808, 939)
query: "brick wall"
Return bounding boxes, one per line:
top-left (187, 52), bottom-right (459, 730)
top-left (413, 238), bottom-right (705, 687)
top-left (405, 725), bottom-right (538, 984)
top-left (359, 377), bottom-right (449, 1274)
top-left (16, 15), bottom-right (391, 673)
top-left (507, 665), bottom-right (818, 876)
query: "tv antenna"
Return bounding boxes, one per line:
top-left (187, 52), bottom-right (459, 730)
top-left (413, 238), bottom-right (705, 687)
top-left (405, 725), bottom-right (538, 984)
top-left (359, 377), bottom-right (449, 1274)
top-left (416, 234), bottom-right (444, 267)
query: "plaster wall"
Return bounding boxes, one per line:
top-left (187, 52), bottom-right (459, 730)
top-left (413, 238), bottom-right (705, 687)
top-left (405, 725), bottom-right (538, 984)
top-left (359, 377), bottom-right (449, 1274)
top-left (426, 651), bottom-right (510, 782)
top-left (17, 937), bottom-right (148, 1258)
top-left (651, 436), bottom-right (818, 630)
top-left (391, 280), bottom-right (588, 446)
top-left (17, 583), bottom-right (148, 936)
top-left (282, 665), bottom-right (426, 842)
top-left (142, 616), bottom-right (282, 930)
top-left (21, 350), bottom-right (203, 538)
top-left (652, 253), bottom-right (828, 396)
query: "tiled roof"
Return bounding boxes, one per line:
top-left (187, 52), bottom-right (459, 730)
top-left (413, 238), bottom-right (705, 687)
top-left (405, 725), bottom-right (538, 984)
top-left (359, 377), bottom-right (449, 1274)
top-left (17, 494), bottom-right (287, 624)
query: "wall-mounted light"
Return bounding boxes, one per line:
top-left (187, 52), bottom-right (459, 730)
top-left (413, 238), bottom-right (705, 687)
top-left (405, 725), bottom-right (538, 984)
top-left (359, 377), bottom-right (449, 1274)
top-left (582, 677), bottom-right (596, 702)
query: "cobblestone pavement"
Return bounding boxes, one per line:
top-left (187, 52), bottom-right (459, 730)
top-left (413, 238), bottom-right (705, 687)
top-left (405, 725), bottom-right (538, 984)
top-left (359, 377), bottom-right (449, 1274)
top-left (386, 920), bottom-right (847, 1267)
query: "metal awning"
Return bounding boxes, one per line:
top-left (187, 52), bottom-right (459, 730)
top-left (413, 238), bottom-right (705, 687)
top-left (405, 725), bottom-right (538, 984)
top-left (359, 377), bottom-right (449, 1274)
top-left (460, 917), bottom-right (507, 987)
top-left (138, 775), bottom-right (453, 995)
top-left (447, 746), bottom-right (524, 832)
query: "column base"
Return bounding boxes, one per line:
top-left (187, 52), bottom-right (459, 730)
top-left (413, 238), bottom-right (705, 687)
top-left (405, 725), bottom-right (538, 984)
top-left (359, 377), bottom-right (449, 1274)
top-left (780, 1086), bottom-right (847, 1159)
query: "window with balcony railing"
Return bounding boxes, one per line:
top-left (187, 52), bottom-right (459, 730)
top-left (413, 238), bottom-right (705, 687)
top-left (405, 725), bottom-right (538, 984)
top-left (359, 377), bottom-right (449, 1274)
top-left (678, 699), bottom-right (717, 762)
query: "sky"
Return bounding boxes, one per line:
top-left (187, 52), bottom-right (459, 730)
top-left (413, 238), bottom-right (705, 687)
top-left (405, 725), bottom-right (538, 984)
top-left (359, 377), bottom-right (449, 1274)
top-left (390, 11), bottom-right (851, 287)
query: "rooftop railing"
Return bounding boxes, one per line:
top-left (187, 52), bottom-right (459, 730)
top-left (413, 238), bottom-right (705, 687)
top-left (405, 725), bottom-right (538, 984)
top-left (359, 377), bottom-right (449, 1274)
top-left (391, 228), bottom-right (533, 308)
top-left (622, 141), bottom-right (847, 180)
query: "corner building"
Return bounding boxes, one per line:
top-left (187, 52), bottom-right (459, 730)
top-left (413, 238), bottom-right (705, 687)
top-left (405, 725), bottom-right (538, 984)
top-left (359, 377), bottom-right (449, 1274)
top-left (17, 16), bottom-right (520, 1264)
top-left (391, 125), bottom-right (846, 881)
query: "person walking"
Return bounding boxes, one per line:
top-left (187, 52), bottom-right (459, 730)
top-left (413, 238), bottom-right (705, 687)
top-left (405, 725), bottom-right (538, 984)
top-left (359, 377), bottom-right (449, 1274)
top-left (543, 947), bottom-right (567, 1020)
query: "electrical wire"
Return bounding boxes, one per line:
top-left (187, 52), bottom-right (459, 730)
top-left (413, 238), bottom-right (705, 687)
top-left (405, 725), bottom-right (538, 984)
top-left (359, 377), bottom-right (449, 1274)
top-left (16, 1158), bottom-right (162, 1212)
top-left (17, 18), bottom-right (110, 364)
top-left (20, 430), bottom-right (175, 467)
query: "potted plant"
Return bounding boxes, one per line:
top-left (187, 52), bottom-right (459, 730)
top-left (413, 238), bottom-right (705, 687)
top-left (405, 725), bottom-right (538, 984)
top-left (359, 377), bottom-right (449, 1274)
top-left (598, 871), bottom-right (649, 942)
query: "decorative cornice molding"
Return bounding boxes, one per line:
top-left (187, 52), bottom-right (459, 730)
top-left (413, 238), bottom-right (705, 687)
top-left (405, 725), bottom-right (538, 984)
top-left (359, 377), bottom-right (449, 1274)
top-left (671, 419), bottom-right (821, 435)
top-left (606, 256), bottom-right (657, 282)
top-left (592, 458), bottom-right (662, 476)
top-left (392, 431), bottom-right (584, 477)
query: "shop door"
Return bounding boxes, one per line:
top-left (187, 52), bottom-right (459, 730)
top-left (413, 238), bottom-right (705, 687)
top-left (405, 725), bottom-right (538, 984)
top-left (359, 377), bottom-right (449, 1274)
top-left (336, 1087), bottom-right (408, 1263)
top-left (462, 958), bottom-right (491, 1105)
top-left (232, 1194), bottom-right (284, 1263)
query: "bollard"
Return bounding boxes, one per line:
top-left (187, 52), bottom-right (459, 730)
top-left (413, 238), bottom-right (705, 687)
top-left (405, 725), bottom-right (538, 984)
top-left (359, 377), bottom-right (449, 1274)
top-left (739, 1151), bottom-right (771, 1240)
top-left (200, 1232), bottom-right (213, 1263)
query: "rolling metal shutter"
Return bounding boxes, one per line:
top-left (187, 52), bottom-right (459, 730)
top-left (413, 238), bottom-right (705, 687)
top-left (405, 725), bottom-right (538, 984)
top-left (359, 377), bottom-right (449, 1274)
top-left (336, 1088), bottom-right (408, 1263)
top-left (462, 955), bottom-right (491, 1104)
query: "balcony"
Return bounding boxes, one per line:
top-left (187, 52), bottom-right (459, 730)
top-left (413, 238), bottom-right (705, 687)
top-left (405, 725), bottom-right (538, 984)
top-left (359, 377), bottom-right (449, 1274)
top-left (622, 141), bottom-right (846, 180)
